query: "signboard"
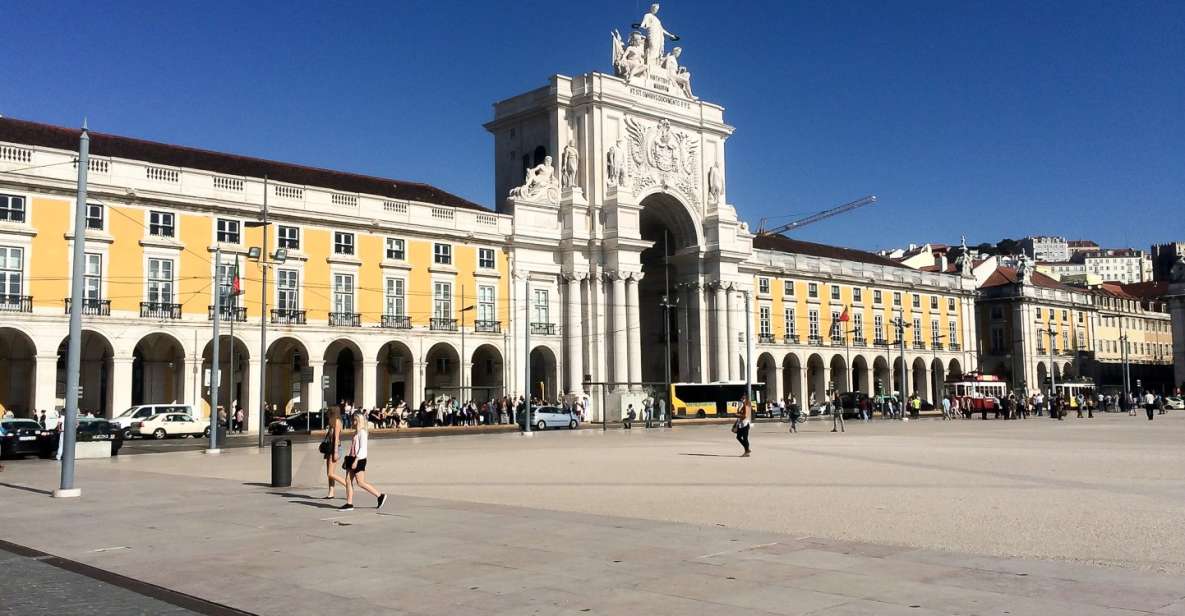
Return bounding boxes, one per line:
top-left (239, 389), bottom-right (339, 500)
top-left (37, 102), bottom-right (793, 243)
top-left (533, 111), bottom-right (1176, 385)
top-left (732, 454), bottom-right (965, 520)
top-left (321, 375), bottom-right (330, 390)
top-left (301, 367), bottom-right (314, 383)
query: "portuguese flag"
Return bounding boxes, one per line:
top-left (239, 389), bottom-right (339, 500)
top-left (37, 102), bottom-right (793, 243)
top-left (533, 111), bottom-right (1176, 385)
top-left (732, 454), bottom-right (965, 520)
top-left (231, 256), bottom-right (242, 295)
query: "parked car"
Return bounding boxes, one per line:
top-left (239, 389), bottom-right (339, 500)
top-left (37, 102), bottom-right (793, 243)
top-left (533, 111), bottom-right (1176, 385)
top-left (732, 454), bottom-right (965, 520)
top-left (40, 418), bottom-right (125, 456)
top-left (1165, 396), bottom-right (1184, 411)
top-left (0, 418), bottom-right (51, 458)
top-left (838, 392), bottom-right (872, 418)
top-left (111, 404), bottom-right (197, 439)
top-left (518, 406), bottom-right (579, 431)
top-left (268, 411), bottom-right (327, 435)
top-left (133, 413), bottom-right (210, 439)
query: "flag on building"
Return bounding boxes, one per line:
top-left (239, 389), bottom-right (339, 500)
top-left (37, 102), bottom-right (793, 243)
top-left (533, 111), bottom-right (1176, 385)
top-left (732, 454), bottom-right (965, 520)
top-left (839, 307), bottom-right (849, 322)
top-left (231, 256), bottom-right (242, 295)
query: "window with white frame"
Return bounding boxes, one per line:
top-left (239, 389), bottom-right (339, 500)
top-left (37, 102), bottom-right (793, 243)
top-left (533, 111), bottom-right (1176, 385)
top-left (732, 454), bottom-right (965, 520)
top-left (149, 210), bottom-right (175, 237)
top-left (384, 277), bottom-right (405, 317)
top-left (478, 285), bottom-right (496, 322)
top-left (830, 310), bottom-right (842, 341)
top-left (334, 231), bottom-right (354, 255)
top-left (333, 273), bottom-right (355, 313)
top-left (433, 242), bottom-right (452, 265)
top-left (385, 237), bottom-right (405, 260)
top-left (0, 246), bottom-right (24, 299)
top-left (948, 320), bottom-right (958, 347)
top-left (0, 194), bottom-right (25, 223)
top-left (808, 309), bottom-right (819, 339)
top-left (913, 317), bottom-right (922, 344)
top-left (276, 269), bottom-right (299, 311)
top-left (930, 296), bottom-right (938, 310)
top-left (853, 312), bottom-right (864, 340)
top-left (831, 285), bottom-right (841, 301)
top-left (759, 306), bottom-right (771, 336)
top-left (758, 278), bottom-right (770, 294)
top-left (277, 225), bottom-right (299, 250)
top-left (808, 283), bottom-right (818, 298)
top-left (947, 297), bottom-right (956, 312)
top-left (783, 280), bottom-right (794, 296)
top-left (853, 288), bottom-right (863, 303)
top-left (893, 291), bottom-right (902, 306)
top-left (931, 320), bottom-right (940, 345)
top-left (215, 263), bottom-right (238, 305)
top-left (532, 289), bottom-right (549, 323)
top-left (1036, 307), bottom-right (1043, 319)
top-left (216, 218), bottom-right (240, 244)
top-left (912, 294), bottom-right (921, 309)
top-left (83, 254), bottom-right (102, 300)
top-left (873, 289), bottom-right (882, 304)
top-left (147, 258), bottom-right (174, 304)
top-left (85, 203), bottom-right (104, 231)
top-left (433, 281), bottom-right (452, 319)
top-left (990, 327), bottom-right (1005, 354)
top-left (478, 247), bottom-right (496, 269)
top-left (874, 314), bottom-right (884, 341)
top-left (784, 307), bottom-right (796, 337)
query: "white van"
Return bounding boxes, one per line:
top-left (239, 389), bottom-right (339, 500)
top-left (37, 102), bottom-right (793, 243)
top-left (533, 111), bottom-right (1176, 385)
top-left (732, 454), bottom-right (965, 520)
top-left (110, 404), bottom-right (197, 438)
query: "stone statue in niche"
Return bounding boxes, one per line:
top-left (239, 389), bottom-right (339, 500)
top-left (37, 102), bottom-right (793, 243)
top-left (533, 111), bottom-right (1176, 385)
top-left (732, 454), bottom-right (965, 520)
top-left (508, 156), bottom-right (559, 202)
top-left (707, 162), bottom-right (723, 204)
top-left (633, 3), bottom-right (679, 66)
top-left (561, 140), bottom-right (580, 189)
top-left (661, 47), bottom-right (694, 99)
top-left (611, 30), bottom-right (648, 84)
top-left (1171, 256), bottom-right (1185, 283)
top-left (606, 139), bottom-right (627, 187)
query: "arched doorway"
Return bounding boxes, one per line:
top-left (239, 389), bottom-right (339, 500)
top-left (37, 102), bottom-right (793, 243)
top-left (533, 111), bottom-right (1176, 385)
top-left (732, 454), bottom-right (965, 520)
top-left (529, 346), bottom-right (558, 402)
top-left (829, 355), bottom-right (848, 393)
top-left (1036, 362), bottom-right (1048, 393)
top-left (57, 331), bottom-right (114, 416)
top-left (323, 339), bottom-right (362, 408)
top-left (756, 352), bottom-right (777, 404)
top-left (637, 192), bottom-right (702, 384)
top-left (0, 327), bottom-right (37, 417)
top-left (201, 335), bottom-right (250, 419)
top-left (376, 341), bottom-right (414, 407)
top-left (806, 353), bottom-right (826, 407)
top-left (948, 358), bottom-right (963, 381)
top-left (782, 353), bottom-right (803, 405)
top-left (930, 358), bottom-right (945, 403)
top-left (470, 344), bottom-right (504, 403)
top-left (265, 337), bottom-right (309, 415)
top-left (851, 355), bottom-right (871, 394)
top-left (132, 333), bottom-right (185, 406)
top-left (893, 356), bottom-right (906, 396)
top-left (912, 357), bottom-right (928, 401)
top-left (424, 342), bottom-right (460, 402)
top-left (1063, 362), bottom-right (1075, 380)
top-left (873, 356), bottom-right (891, 396)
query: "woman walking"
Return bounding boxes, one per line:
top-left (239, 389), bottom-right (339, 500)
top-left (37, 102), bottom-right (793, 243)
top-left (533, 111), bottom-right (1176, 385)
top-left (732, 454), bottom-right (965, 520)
top-left (340, 410), bottom-right (387, 511)
top-left (322, 407), bottom-right (347, 500)
top-left (735, 394), bottom-right (752, 457)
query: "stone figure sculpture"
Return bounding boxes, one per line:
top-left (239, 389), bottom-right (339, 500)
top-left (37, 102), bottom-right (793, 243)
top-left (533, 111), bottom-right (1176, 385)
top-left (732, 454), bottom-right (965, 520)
top-left (508, 156), bottom-right (559, 202)
top-left (611, 30), bottom-right (648, 84)
top-left (606, 139), bottom-right (626, 187)
top-left (958, 234), bottom-right (973, 276)
top-left (561, 140), bottom-right (579, 189)
top-left (1171, 256), bottom-right (1185, 283)
top-left (661, 47), bottom-right (694, 99)
top-left (707, 162), bottom-right (723, 204)
top-left (632, 3), bottom-right (679, 66)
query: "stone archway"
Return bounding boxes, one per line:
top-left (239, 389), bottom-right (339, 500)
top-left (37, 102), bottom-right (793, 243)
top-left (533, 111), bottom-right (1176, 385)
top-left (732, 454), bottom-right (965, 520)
top-left (829, 354), bottom-right (849, 393)
top-left (201, 335), bottom-right (250, 419)
top-left (782, 352), bottom-right (803, 405)
top-left (930, 358), bottom-right (946, 403)
top-left (529, 346), bottom-right (558, 402)
top-left (873, 356), bottom-right (891, 396)
top-left (852, 355), bottom-right (871, 394)
top-left (1037, 362), bottom-right (1048, 393)
top-left (377, 341), bottom-right (414, 407)
top-left (323, 339), bottom-right (363, 408)
top-left (806, 353), bottom-right (826, 407)
top-left (132, 333), bottom-right (186, 406)
top-left (912, 357), bottom-right (929, 401)
top-left (638, 191), bottom-right (704, 384)
top-left (57, 331), bottom-right (114, 417)
top-left (948, 358), bottom-right (963, 381)
top-left (265, 337), bottom-right (309, 415)
top-left (470, 344), bottom-right (504, 403)
top-left (756, 352), bottom-right (777, 405)
top-left (0, 327), bottom-right (37, 417)
top-left (424, 342), bottom-right (460, 402)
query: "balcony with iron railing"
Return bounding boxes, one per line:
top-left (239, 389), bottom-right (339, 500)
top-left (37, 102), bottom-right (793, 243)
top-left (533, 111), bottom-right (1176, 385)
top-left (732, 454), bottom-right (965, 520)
top-left (783, 333), bottom-right (799, 344)
top-left (949, 342), bottom-right (961, 351)
top-left (430, 317), bottom-right (457, 331)
top-left (208, 305), bottom-right (247, 322)
top-left (530, 322), bottom-right (556, 335)
top-left (932, 342), bottom-right (944, 351)
top-left (0, 295), bottom-right (33, 313)
top-left (474, 320), bottom-right (502, 333)
top-left (329, 312), bottom-right (361, 327)
top-left (140, 301), bottom-right (181, 319)
top-left (758, 333), bottom-right (776, 344)
top-left (853, 336), bottom-right (867, 346)
top-left (381, 314), bottom-right (412, 329)
top-left (270, 308), bottom-right (307, 325)
top-left (64, 298), bottom-right (110, 316)
top-left (830, 335), bottom-right (844, 346)
top-left (808, 335), bottom-right (824, 346)
top-left (914, 341), bottom-right (926, 350)
top-left (873, 338), bottom-right (890, 347)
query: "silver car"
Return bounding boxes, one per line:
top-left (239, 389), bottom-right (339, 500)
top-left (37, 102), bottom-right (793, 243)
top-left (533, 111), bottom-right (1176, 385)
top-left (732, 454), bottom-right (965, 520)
top-left (529, 406), bottom-right (580, 431)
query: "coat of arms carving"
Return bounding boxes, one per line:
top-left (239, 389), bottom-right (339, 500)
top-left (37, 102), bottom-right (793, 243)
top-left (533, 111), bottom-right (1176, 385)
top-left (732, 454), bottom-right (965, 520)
top-left (623, 117), bottom-right (700, 206)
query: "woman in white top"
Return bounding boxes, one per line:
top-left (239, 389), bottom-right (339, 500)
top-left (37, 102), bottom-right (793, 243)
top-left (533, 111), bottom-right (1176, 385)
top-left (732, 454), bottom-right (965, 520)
top-left (340, 410), bottom-right (386, 511)
top-left (735, 394), bottom-right (752, 457)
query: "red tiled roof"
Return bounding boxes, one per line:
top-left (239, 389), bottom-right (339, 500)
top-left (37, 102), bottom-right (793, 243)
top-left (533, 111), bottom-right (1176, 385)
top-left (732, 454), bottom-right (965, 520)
top-left (1117, 281), bottom-right (1169, 300)
top-left (0, 117), bottom-right (490, 212)
top-left (979, 266), bottom-right (1076, 291)
top-left (753, 234), bottom-right (911, 269)
top-left (1067, 240), bottom-right (1098, 247)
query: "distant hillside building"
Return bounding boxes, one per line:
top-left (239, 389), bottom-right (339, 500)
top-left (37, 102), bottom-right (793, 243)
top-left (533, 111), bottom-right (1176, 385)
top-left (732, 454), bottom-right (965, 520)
top-left (1151, 242), bottom-right (1185, 281)
top-left (1020, 236), bottom-right (1069, 262)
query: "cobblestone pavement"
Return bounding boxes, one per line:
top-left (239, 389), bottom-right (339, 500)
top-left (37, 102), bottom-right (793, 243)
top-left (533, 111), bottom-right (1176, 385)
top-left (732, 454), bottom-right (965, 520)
top-left (1, 412), bottom-right (1183, 615)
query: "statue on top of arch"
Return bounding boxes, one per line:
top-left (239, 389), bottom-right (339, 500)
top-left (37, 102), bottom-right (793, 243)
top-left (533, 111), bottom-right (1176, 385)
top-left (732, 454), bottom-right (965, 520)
top-left (611, 3), bottom-right (696, 99)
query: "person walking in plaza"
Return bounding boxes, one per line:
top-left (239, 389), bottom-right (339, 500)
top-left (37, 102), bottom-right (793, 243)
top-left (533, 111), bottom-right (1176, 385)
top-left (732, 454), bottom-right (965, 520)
top-left (735, 394), bottom-right (752, 456)
top-left (788, 400), bottom-right (801, 433)
top-left (1143, 390), bottom-right (1156, 421)
top-left (322, 407), bottom-right (347, 500)
top-left (623, 404), bottom-right (635, 429)
top-left (830, 393), bottom-right (845, 433)
top-left (340, 410), bottom-right (386, 511)
top-left (941, 395), bottom-right (951, 420)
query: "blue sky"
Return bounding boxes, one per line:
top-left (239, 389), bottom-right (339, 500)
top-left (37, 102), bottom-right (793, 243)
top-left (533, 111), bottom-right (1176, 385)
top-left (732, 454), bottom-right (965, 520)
top-left (2, 1), bottom-right (1181, 252)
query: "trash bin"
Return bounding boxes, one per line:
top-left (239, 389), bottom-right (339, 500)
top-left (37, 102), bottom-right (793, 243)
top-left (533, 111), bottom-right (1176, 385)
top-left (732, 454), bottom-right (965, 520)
top-left (270, 438), bottom-right (292, 487)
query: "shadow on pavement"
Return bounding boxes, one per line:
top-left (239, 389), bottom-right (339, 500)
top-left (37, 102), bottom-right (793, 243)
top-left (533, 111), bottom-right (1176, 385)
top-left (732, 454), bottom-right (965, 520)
top-left (0, 481), bottom-right (53, 496)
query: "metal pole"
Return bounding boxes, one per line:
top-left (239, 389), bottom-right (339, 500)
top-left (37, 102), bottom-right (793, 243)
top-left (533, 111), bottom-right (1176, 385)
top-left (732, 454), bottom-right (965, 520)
top-left (460, 285), bottom-right (466, 404)
top-left (257, 177), bottom-right (269, 447)
top-left (55, 120), bottom-right (89, 498)
top-left (663, 230), bottom-right (673, 428)
top-left (228, 268), bottom-right (235, 439)
top-left (744, 290), bottom-right (752, 404)
top-left (899, 313), bottom-right (908, 420)
top-left (524, 277), bottom-right (532, 433)
top-left (1048, 328), bottom-right (1057, 398)
top-left (209, 248), bottom-right (222, 452)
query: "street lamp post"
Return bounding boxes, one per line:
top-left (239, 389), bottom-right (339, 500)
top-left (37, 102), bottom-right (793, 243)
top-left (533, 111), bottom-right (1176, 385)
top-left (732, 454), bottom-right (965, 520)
top-left (660, 290), bottom-right (679, 429)
top-left (55, 120), bottom-right (89, 499)
top-left (208, 247), bottom-right (222, 453)
top-left (459, 285), bottom-right (475, 404)
top-left (890, 311), bottom-right (911, 419)
top-left (1037, 324), bottom-right (1058, 397)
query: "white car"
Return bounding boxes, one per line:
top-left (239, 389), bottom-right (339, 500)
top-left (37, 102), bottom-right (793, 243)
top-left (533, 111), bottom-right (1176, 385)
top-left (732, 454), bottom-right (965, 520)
top-left (525, 406), bottom-right (580, 431)
top-left (111, 404), bottom-right (197, 438)
top-left (1165, 396), bottom-right (1184, 411)
top-left (133, 413), bottom-right (210, 440)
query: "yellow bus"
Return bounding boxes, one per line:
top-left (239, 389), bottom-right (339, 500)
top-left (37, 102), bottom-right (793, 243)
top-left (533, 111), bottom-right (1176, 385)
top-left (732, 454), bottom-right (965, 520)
top-left (670, 382), bottom-right (763, 418)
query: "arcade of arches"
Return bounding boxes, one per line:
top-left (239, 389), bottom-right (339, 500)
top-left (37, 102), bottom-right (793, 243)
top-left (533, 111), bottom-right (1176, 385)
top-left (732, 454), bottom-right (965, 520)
top-left (754, 350), bottom-right (964, 406)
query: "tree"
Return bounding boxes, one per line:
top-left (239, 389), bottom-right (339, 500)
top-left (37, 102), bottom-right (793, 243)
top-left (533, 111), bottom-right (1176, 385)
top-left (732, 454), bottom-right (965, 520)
top-left (996, 238), bottom-right (1021, 256)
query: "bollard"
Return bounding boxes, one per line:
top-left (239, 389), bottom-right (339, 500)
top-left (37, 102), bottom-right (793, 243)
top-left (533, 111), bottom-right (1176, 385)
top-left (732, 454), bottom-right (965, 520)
top-left (270, 438), bottom-right (292, 487)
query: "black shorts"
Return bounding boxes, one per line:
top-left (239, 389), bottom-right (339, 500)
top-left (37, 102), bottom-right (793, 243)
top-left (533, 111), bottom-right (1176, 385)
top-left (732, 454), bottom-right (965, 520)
top-left (343, 456), bottom-right (367, 473)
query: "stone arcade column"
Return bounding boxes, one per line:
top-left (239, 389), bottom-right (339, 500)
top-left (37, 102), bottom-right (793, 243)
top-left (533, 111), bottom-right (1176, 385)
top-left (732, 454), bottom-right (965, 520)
top-left (713, 284), bottom-right (728, 381)
top-left (627, 273), bottom-right (643, 390)
top-left (246, 358), bottom-right (262, 433)
top-left (676, 283), bottom-right (694, 382)
top-left (726, 286), bottom-right (739, 381)
top-left (785, 361), bottom-right (804, 406)
top-left (361, 360), bottom-right (377, 409)
top-left (612, 273), bottom-right (629, 390)
top-left (111, 357), bottom-right (134, 419)
top-left (33, 355), bottom-right (58, 416)
top-left (1168, 276), bottom-right (1185, 389)
top-left (306, 361), bottom-right (324, 413)
top-left (772, 363), bottom-right (784, 402)
top-left (566, 274), bottom-right (584, 395)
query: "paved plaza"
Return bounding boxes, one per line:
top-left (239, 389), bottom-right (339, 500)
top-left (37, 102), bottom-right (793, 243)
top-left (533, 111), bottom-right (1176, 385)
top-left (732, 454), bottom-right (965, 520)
top-left (2, 413), bottom-right (1184, 615)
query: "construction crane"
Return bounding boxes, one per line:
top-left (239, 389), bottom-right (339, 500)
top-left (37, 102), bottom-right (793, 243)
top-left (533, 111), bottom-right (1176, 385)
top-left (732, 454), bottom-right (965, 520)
top-left (757, 195), bottom-right (878, 236)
